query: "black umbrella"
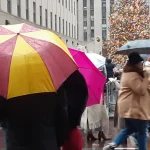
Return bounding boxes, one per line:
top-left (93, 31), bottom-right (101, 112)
top-left (116, 39), bottom-right (150, 55)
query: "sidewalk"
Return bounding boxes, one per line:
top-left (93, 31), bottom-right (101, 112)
top-left (1, 119), bottom-right (150, 150)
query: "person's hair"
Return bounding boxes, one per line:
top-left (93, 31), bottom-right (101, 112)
top-left (114, 72), bottom-right (120, 80)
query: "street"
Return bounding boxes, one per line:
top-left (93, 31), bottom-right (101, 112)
top-left (1, 119), bottom-right (150, 150)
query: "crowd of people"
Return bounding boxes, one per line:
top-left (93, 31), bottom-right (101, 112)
top-left (1, 51), bottom-right (150, 150)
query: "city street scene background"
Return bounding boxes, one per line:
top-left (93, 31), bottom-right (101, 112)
top-left (0, 0), bottom-right (150, 150)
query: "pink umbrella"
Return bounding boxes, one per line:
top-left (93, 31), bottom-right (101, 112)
top-left (69, 48), bottom-right (106, 107)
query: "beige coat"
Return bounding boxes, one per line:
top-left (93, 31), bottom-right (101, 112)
top-left (117, 72), bottom-right (150, 120)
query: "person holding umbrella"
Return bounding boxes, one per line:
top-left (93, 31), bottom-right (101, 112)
top-left (60, 70), bottom-right (88, 150)
top-left (0, 23), bottom-right (88, 150)
top-left (103, 52), bottom-right (150, 150)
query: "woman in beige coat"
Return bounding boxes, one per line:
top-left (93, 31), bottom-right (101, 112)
top-left (103, 52), bottom-right (150, 150)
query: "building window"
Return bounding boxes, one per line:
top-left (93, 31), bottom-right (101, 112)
top-left (50, 12), bottom-right (53, 29)
top-left (83, 0), bottom-right (87, 8)
top-left (90, 0), bottom-right (94, 9)
top-left (45, 9), bottom-right (48, 27)
top-left (33, 2), bottom-right (36, 23)
top-left (83, 10), bottom-right (87, 17)
top-left (63, 19), bottom-right (64, 34)
top-left (110, 0), bottom-right (114, 5)
top-left (55, 15), bottom-right (57, 32)
top-left (69, 0), bottom-right (70, 11)
top-left (66, 0), bottom-right (67, 8)
top-left (84, 31), bottom-right (87, 41)
top-left (102, 1), bottom-right (106, 19)
top-left (84, 21), bottom-right (87, 26)
top-left (40, 6), bottom-right (42, 25)
top-left (91, 10), bottom-right (94, 16)
top-left (91, 21), bottom-right (94, 26)
top-left (102, 7), bottom-right (106, 13)
top-left (74, 2), bottom-right (75, 15)
top-left (110, 6), bottom-right (113, 13)
top-left (59, 17), bottom-right (61, 32)
top-left (17, 0), bottom-right (21, 17)
top-left (74, 26), bottom-right (76, 38)
top-left (91, 29), bottom-right (94, 37)
top-left (77, 24), bottom-right (78, 39)
top-left (26, 0), bottom-right (29, 20)
top-left (66, 21), bottom-right (68, 35)
top-left (102, 19), bottom-right (106, 24)
top-left (102, 30), bottom-right (107, 40)
top-left (72, 24), bottom-right (73, 38)
top-left (7, 0), bottom-right (11, 13)
top-left (102, 2), bottom-right (106, 7)
top-left (71, 0), bottom-right (73, 13)
top-left (62, 0), bottom-right (64, 6)
top-left (69, 23), bottom-right (70, 37)
top-left (102, 13), bottom-right (106, 18)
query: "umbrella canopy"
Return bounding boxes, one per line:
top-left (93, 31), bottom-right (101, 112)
top-left (116, 39), bottom-right (150, 55)
top-left (0, 23), bottom-right (78, 99)
top-left (86, 53), bottom-right (106, 68)
top-left (69, 48), bottom-right (106, 107)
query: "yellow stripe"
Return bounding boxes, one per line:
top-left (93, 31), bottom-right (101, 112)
top-left (1, 23), bottom-right (24, 33)
top-left (21, 30), bottom-right (74, 59)
top-left (8, 35), bottom-right (56, 99)
top-left (0, 35), bottom-right (16, 44)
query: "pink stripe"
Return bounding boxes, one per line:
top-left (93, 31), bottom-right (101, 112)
top-left (0, 36), bottom-right (17, 98)
top-left (0, 26), bottom-right (15, 35)
top-left (20, 24), bottom-right (40, 33)
top-left (21, 35), bottom-right (78, 89)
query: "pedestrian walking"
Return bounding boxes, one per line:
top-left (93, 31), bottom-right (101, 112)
top-left (103, 52), bottom-right (150, 150)
top-left (113, 72), bottom-right (127, 148)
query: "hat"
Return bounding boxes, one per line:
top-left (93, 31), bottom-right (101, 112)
top-left (128, 52), bottom-right (143, 65)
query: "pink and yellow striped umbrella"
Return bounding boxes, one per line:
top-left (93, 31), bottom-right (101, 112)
top-left (0, 23), bottom-right (78, 99)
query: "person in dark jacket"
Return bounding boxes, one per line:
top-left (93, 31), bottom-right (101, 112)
top-left (55, 70), bottom-right (88, 149)
top-left (0, 70), bottom-right (88, 150)
top-left (105, 58), bottom-right (115, 81)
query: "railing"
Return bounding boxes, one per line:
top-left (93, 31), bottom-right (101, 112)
top-left (104, 81), bottom-right (120, 117)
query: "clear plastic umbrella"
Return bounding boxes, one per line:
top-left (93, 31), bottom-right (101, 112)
top-left (85, 53), bottom-right (106, 68)
top-left (86, 53), bottom-right (107, 77)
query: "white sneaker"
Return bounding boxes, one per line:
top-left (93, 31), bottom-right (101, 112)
top-left (129, 136), bottom-right (138, 148)
top-left (103, 143), bottom-right (117, 150)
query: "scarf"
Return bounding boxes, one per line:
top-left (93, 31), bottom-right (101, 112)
top-left (123, 63), bottom-right (144, 78)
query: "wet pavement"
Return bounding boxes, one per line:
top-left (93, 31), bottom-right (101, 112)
top-left (0, 119), bottom-right (150, 150)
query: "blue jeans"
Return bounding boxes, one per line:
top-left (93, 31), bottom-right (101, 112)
top-left (113, 118), bottom-right (147, 150)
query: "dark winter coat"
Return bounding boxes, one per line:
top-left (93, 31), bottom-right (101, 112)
top-left (55, 70), bottom-right (88, 146)
top-left (105, 59), bottom-right (115, 80)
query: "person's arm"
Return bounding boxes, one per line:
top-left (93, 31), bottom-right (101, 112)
top-left (54, 87), bottom-right (69, 147)
top-left (128, 73), bottom-right (149, 95)
top-left (64, 71), bottom-right (88, 128)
